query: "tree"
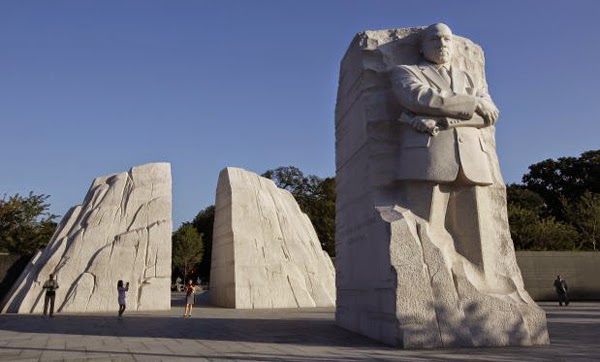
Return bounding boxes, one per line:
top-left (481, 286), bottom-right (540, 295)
top-left (303, 177), bottom-right (335, 256)
top-left (172, 224), bottom-right (204, 282)
top-left (507, 150), bottom-right (600, 250)
top-left (522, 150), bottom-right (600, 219)
top-left (562, 191), bottom-right (600, 250)
top-left (190, 206), bottom-right (215, 279)
top-left (262, 166), bottom-right (306, 194)
top-left (0, 192), bottom-right (58, 255)
top-left (506, 184), bottom-right (545, 215)
top-left (508, 204), bottom-right (579, 251)
top-left (262, 166), bottom-right (336, 256)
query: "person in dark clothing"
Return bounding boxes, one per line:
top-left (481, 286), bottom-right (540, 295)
top-left (42, 273), bottom-right (59, 317)
top-left (553, 275), bottom-right (569, 306)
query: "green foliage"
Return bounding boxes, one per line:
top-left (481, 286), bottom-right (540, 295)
top-left (172, 224), bottom-right (204, 281)
top-left (506, 184), bottom-right (545, 215)
top-left (508, 204), bottom-right (578, 250)
top-left (508, 149), bottom-right (599, 250)
top-left (0, 192), bottom-right (58, 255)
top-left (263, 166), bottom-right (336, 257)
top-left (562, 191), bottom-right (600, 250)
top-left (522, 150), bottom-right (599, 219)
top-left (307, 177), bottom-right (335, 257)
top-left (190, 205), bottom-right (215, 278)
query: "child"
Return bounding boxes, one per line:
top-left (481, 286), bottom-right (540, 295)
top-left (117, 280), bottom-right (129, 319)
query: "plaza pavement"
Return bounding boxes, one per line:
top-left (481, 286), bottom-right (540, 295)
top-left (0, 292), bottom-right (598, 361)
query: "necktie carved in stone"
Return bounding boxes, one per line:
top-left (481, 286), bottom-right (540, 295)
top-left (439, 66), bottom-right (452, 86)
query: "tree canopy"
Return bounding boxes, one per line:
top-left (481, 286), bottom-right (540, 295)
top-left (0, 192), bottom-right (58, 255)
top-left (172, 223), bottom-right (204, 281)
top-left (508, 149), bottom-right (599, 250)
top-left (522, 150), bottom-right (599, 219)
top-left (190, 205), bottom-right (215, 279)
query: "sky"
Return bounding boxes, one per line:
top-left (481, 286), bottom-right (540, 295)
top-left (1, 0), bottom-right (599, 228)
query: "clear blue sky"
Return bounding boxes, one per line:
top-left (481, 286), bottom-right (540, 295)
top-left (1, 1), bottom-right (598, 228)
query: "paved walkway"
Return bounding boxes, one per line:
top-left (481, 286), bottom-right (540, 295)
top-left (0, 293), bottom-right (598, 361)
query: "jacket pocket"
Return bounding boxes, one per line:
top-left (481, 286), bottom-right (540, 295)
top-left (479, 134), bottom-right (488, 153)
top-left (402, 130), bottom-right (431, 148)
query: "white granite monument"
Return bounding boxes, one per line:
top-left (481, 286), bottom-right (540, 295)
top-left (334, 24), bottom-right (549, 348)
top-left (1, 163), bottom-right (172, 314)
top-left (209, 167), bottom-right (335, 309)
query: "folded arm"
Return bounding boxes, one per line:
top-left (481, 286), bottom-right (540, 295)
top-left (391, 65), bottom-right (478, 120)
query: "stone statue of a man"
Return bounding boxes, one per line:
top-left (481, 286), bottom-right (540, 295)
top-left (334, 23), bottom-right (549, 348)
top-left (392, 23), bottom-right (499, 185)
top-left (390, 23), bottom-right (501, 267)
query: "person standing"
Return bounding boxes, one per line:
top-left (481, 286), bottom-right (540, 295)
top-left (553, 275), bottom-right (569, 306)
top-left (42, 273), bottom-right (59, 318)
top-left (117, 280), bottom-right (130, 319)
top-left (184, 279), bottom-right (195, 318)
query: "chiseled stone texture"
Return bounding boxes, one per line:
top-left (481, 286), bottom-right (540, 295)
top-left (335, 27), bottom-right (549, 348)
top-left (2, 163), bottom-right (172, 314)
top-left (210, 167), bottom-right (335, 309)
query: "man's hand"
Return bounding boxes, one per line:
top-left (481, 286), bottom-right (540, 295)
top-left (411, 118), bottom-right (437, 134)
top-left (476, 98), bottom-right (499, 125)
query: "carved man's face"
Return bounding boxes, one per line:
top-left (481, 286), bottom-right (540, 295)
top-left (421, 23), bottom-right (453, 65)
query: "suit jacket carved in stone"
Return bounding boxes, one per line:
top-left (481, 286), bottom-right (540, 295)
top-left (390, 61), bottom-right (494, 185)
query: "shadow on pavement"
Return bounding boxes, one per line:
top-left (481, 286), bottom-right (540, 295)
top-left (0, 313), bottom-right (385, 349)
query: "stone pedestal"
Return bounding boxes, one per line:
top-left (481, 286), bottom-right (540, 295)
top-left (2, 163), bottom-right (172, 314)
top-left (334, 27), bottom-right (549, 348)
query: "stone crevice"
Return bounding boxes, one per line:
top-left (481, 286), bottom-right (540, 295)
top-left (2, 163), bottom-right (172, 314)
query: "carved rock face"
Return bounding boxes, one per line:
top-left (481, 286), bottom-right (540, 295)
top-left (2, 163), bottom-right (172, 314)
top-left (209, 167), bottom-right (335, 309)
top-left (334, 26), bottom-right (549, 348)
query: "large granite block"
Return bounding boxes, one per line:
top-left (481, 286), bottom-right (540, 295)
top-left (209, 167), bottom-right (335, 309)
top-left (334, 25), bottom-right (549, 348)
top-left (1, 163), bottom-right (172, 314)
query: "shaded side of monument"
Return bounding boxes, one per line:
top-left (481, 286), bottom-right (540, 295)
top-left (1, 163), bottom-right (172, 314)
top-left (209, 167), bottom-right (335, 309)
top-left (334, 27), bottom-right (549, 348)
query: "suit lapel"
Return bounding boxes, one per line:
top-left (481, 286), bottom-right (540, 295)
top-left (419, 63), bottom-right (451, 92)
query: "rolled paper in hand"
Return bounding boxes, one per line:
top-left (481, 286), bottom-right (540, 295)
top-left (398, 113), bottom-right (440, 136)
top-left (441, 116), bottom-right (486, 129)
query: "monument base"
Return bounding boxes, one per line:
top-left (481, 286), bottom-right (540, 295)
top-left (336, 205), bottom-right (549, 348)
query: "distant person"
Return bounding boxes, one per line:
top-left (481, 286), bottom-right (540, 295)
top-left (553, 275), bottom-right (569, 306)
top-left (117, 280), bottom-right (130, 319)
top-left (42, 273), bottom-right (59, 318)
top-left (175, 276), bottom-right (183, 291)
top-left (184, 280), bottom-right (195, 318)
top-left (196, 277), bottom-right (202, 289)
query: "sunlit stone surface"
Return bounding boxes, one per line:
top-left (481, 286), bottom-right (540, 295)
top-left (2, 163), bottom-right (172, 314)
top-left (334, 25), bottom-right (549, 348)
top-left (209, 167), bottom-right (335, 309)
